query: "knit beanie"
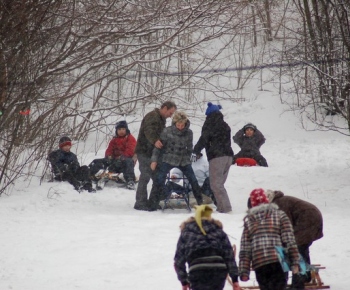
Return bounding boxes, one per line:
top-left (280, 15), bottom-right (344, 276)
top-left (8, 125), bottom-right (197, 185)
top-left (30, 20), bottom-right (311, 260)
top-left (244, 123), bottom-right (257, 132)
top-left (205, 102), bottom-right (222, 116)
top-left (59, 136), bottom-right (72, 148)
top-left (250, 188), bottom-right (269, 207)
top-left (115, 120), bottom-right (128, 130)
top-left (194, 205), bottom-right (213, 235)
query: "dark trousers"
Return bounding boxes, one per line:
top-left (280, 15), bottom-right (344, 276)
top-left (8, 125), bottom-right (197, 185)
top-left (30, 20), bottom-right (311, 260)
top-left (290, 243), bottom-right (313, 289)
top-left (202, 177), bottom-right (217, 205)
top-left (255, 262), bottom-right (287, 290)
top-left (189, 269), bottom-right (228, 290)
top-left (135, 154), bottom-right (159, 207)
top-left (89, 158), bottom-right (136, 182)
top-left (149, 162), bottom-right (203, 209)
top-left (54, 165), bottom-right (91, 189)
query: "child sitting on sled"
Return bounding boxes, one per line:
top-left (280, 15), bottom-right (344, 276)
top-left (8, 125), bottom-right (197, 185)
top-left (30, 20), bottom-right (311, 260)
top-left (89, 120), bottom-right (137, 190)
top-left (232, 123), bottom-right (268, 167)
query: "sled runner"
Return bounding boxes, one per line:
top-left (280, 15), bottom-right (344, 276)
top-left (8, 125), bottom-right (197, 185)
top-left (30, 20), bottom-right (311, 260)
top-left (235, 157), bottom-right (257, 167)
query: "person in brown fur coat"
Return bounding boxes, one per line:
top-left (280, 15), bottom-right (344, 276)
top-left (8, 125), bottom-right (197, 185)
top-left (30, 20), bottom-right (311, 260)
top-left (266, 190), bottom-right (324, 288)
top-left (174, 205), bottom-right (240, 290)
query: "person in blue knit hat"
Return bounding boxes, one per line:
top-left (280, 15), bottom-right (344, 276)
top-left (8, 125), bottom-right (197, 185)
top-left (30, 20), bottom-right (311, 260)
top-left (205, 102), bottom-right (222, 116)
top-left (193, 102), bottom-right (234, 213)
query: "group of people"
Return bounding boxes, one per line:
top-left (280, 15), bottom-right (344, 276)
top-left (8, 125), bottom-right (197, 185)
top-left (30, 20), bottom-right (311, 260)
top-left (47, 100), bottom-right (324, 290)
top-left (48, 100), bottom-right (268, 211)
top-left (48, 120), bottom-right (138, 192)
top-left (174, 189), bottom-right (323, 290)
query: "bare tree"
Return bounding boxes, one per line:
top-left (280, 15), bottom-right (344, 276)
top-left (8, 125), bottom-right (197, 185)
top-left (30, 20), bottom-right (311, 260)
top-left (0, 0), bottom-right (253, 194)
top-left (275, 0), bottom-right (350, 134)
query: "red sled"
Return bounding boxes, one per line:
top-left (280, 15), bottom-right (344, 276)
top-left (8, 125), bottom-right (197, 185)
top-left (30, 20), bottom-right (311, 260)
top-left (236, 158), bottom-right (257, 167)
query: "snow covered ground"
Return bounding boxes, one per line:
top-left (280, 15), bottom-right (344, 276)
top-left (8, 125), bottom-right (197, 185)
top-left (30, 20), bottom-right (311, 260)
top-left (1, 91), bottom-right (349, 290)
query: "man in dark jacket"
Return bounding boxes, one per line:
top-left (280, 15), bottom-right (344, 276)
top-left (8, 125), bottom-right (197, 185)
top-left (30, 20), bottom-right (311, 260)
top-left (174, 205), bottom-right (240, 290)
top-left (48, 136), bottom-right (95, 192)
top-left (193, 102), bottom-right (234, 213)
top-left (266, 190), bottom-right (324, 288)
top-left (134, 101), bottom-right (177, 211)
top-left (232, 123), bottom-right (268, 167)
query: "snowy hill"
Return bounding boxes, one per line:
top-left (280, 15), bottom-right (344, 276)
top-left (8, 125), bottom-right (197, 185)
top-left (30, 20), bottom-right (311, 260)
top-left (1, 91), bottom-right (350, 290)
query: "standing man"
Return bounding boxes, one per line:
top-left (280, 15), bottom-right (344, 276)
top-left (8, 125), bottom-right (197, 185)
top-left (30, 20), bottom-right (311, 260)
top-left (193, 102), bottom-right (234, 213)
top-left (134, 101), bottom-right (177, 211)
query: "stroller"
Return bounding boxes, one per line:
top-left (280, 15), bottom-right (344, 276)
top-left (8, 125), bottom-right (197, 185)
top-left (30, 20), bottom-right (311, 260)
top-left (162, 173), bottom-right (192, 212)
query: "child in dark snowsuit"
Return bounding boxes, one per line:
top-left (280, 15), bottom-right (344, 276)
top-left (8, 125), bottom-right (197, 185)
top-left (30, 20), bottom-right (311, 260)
top-left (48, 136), bottom-right (95, 192)
top-left (174, 205), bottom-right (240, 290)
top-left (232, 123), bottom-right (268, 167)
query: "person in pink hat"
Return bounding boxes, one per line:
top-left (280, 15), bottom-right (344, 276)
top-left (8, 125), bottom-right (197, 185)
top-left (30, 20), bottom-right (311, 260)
top-left (238, 188), bottom-right (300, 290)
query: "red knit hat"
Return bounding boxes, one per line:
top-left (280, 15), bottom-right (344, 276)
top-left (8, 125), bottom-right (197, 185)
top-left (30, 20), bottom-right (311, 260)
top-left (250, 188), bottom-right (269, 207)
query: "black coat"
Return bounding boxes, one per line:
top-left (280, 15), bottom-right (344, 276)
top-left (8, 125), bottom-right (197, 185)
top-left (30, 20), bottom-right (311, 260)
top-left (48, 149), bottom-right (80, 175)
top-left (193, 111), bottom-right (233, 161)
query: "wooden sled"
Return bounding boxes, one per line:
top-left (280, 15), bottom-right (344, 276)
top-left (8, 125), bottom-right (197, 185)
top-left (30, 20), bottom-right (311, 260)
top-left (226, 244), bottom-right (330, 289)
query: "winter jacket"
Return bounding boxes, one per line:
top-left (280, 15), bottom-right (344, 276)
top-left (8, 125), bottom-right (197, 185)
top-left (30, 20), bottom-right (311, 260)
top-left (105, 133), bottom-right (137, 159)
top-left (233, 128), bottom-right (265, 156)
top-left (174, 217), bottom-right (239, 285)
top-left (48, 149), bottom-right (80, 175)
top-left (151, 120), bottom-right (193, 167)
top-left (135, 108), bottom-right (166, 157)
top-left (239, 203), bottom-right (299, 278)
top-left (193, 111), bottom-right (234, 161)
top-left (270, 191), bottom-right (323, 245)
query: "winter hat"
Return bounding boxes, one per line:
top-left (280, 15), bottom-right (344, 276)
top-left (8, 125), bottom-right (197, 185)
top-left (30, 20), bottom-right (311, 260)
top-left (265, 189), bottom-right (276, 202)
top-left (115, 120), bottom-right (128, 130)
top-left (59, 136), bottom-right (72, 148)
top-left (194, 204), bottom-right (213, 235)
top-left (205, 102), bottom-right (222, 116)
top-left (249, 188), bottom-right (269, 207)
top-left (244, 123), bottom-right (257, 132)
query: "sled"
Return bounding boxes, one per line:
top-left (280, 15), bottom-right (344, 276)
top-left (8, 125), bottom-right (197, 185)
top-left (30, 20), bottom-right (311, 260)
top-left (227, 245), bottom-right (330, 289)
top-left (93, 169), bottom-right (139, 190)
top-left (161, 175), bottom-right (192, 212)
top-left (236, 158), bottom-right (257, 167)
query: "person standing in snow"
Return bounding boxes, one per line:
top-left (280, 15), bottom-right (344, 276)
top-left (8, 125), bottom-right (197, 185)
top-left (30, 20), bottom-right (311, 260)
top-left (266, 189), bottom-right (324, 288)
top-left (232, 123), bottom-right (268, 167)
top-left (239, 188), bottom-right (300, 290)
top-left (150, 111), bottom-right (203, 210)
top-left (193, 102), bottom-right (234, 213)
top-left (174, 205), bottom-right (241, 290)
top-left (48, 136), bottom-right (95, 192)
top-left (89, 120), bottom-right (137, 190)
top-left (133, 101), bottom-right (177, 211)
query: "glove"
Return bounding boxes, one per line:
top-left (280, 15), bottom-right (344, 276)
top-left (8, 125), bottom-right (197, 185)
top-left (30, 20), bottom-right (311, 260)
top-left (190, 153), bottom-right (198, 162)
top-left (62, 163), bottom-right (69, 172)
top-left (191, 153), bottom-right (202, 162)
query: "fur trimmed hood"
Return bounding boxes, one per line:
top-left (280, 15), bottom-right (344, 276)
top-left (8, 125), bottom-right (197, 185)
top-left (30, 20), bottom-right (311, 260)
top-left (180, 217), bottom-right (223, 232)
